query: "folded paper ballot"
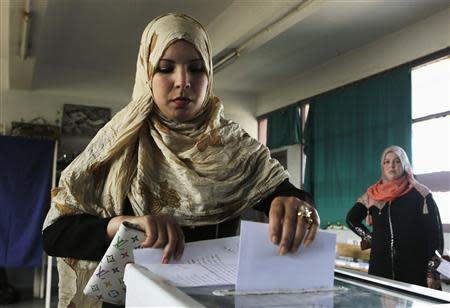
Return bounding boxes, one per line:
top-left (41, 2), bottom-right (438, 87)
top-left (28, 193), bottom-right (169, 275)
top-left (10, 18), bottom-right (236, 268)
top-left (236, 220), bottom-right (336, 292)
top-left (83, 222), bottom-right (145, 305)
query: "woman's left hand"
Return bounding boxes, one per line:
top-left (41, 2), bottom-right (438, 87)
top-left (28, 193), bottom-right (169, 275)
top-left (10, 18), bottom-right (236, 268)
top-left (268, 196), bottom-right (320, 255)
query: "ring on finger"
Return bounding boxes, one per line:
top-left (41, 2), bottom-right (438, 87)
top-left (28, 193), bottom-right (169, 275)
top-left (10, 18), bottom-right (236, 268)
top-left (297, 204), bottom-right (314, 228)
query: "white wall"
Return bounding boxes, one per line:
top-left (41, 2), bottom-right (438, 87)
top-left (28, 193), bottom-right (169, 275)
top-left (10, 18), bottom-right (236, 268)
top-left (257, 8), bottom-right (450, 115)
top-left (215, 89), bottom-right (257, 138)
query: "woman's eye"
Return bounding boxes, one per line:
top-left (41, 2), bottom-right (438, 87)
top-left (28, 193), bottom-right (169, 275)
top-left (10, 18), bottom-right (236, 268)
top-left (156, 66), bottom-right (173, 73)
top-left (189, 65), bottom-right (205, 73)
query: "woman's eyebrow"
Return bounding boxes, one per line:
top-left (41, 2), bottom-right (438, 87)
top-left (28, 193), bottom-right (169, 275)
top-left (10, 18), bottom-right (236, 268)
top-left (159, 58), bottom-right (202, 63)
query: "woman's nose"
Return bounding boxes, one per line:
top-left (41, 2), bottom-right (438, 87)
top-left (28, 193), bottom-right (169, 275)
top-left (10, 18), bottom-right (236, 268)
top-left (174, 68), bottom-right (191, 89)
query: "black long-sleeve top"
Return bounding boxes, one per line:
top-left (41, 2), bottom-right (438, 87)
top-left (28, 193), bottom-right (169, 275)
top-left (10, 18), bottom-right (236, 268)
top-left (346, 188), bottom-right (443, 287)
top-left (43, 179), bottom-right (313, 261)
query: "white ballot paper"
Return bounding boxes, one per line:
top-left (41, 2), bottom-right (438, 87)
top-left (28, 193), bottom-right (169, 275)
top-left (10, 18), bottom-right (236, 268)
top-left (236, 221), bottom-right (336, 292)
top-left (437, 259), bottom-right (450, 279)
top-left (134, 221), bottom-right (336, 292)
top-left (133, 236), bottom-right (239, 287)
top-left (435, 249), bottom-right (450, 279)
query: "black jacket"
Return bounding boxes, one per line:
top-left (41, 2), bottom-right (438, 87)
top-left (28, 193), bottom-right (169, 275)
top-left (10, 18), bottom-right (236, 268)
top-left (346, 187), bottom-right (443, 287)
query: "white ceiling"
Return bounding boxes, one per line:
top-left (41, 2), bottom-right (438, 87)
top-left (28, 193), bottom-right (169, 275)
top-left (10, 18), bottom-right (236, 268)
top-left (35, 0), bottom-right (233, 74)
top-left (6, 0), bottom-right (450, 96)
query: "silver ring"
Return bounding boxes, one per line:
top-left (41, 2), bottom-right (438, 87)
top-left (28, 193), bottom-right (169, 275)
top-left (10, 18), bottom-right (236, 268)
top-left (297, 204), bottom-right (313, 227)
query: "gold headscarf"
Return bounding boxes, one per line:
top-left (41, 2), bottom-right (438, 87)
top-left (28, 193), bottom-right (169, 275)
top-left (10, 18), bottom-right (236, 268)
top-left (43, 13), bottom-right (288, 307)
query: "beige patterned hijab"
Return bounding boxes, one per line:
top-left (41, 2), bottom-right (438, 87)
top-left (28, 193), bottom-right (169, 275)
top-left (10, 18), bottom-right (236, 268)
top-left (44, 13), bottom-right (288, 307)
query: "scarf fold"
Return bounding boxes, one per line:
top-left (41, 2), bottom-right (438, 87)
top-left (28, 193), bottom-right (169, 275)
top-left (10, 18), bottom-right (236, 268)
top-left (367, 174), bottom-right (414, 202)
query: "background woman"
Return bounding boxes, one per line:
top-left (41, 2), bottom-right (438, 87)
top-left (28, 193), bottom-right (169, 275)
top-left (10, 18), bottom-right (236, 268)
top-left (346, 145), bottom-right (443, 289)
top-left (42, 13), bottom-right (319, 307)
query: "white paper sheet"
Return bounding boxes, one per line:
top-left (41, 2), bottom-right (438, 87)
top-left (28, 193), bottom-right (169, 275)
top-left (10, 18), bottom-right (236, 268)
top-left (133, 236), bottom-right (239, 287)
top-left (236, 221), bottom-right (336, 292)
top-left (437, 258), bottom-right (450, 279)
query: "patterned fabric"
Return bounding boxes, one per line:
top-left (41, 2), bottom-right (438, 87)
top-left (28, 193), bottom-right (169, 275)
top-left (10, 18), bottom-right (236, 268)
top-left (84, 223), bottom-right (146, 305)
top-left (43, 13), bottom-right (288, 307)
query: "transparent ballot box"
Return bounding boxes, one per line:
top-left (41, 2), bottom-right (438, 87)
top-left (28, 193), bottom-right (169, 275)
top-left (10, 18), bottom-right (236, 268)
top-left (124, 264), bottom-right (450, 307)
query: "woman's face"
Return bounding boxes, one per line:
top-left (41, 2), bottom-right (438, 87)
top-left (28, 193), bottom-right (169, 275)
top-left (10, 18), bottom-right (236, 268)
top-left (151, 40), bottom-right (208, 122)
top-left (382, 152), bottom-right (404, 182)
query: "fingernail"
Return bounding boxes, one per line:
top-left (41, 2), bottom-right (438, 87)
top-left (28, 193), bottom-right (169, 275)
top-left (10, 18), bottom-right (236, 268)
top-left (161, 257), bottom-right (168, 264)
top-left (304, 240), bottom-right (311, 247)
top-left (279, 245), bottom-right (287, 255)
top-left (272, 236), bottom-right (278, 244)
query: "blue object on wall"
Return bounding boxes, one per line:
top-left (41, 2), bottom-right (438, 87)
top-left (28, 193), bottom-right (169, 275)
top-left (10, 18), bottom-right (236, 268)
top-left (0, 136), bottom-right (54, 267)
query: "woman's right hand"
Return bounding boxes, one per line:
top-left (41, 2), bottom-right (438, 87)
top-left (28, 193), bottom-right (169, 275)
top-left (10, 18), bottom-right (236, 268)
top-left (107, 214), bottom-right (184, 264)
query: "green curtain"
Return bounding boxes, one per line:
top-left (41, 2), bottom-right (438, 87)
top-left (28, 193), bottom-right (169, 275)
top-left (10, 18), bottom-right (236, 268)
top-left (266, 104), bottom-right (301, 149)
top-left (304, 67), bottom-right (412, 227)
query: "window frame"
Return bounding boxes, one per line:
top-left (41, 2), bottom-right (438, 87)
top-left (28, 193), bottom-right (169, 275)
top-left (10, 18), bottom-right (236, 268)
top-left (411, 56), bottom-right (450, 228)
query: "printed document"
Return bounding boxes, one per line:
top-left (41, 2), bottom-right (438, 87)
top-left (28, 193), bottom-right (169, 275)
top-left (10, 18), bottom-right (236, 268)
top-left (133, 236), bottom-right (239, 287)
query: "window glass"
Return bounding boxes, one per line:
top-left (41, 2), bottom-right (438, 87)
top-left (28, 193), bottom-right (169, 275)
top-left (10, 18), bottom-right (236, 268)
top-left (412, 117), bottom-right (450, 174)
top-left (412, 57), bottom-right (449, 119)
top-left (258, 118), bottom-right (267, 146)
top-left (433, 191), bottom-right (450, 224)
top-left (412, 57), bottom-right (450, 224)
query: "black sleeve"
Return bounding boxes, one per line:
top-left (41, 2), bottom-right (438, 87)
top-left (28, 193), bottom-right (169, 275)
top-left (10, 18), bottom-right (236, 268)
top-left (346, 202), bottom-right (371, 240)
top-left (253, 179), bottom-right (315, 216)
top-left (424, 194), bottom-right (444, 261)
top-left (42, 214), bottom-right (113, 261)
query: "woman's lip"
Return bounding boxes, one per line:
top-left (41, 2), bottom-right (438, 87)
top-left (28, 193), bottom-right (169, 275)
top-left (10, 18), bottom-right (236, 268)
top-left (172, 98), bottom-right (191, 107)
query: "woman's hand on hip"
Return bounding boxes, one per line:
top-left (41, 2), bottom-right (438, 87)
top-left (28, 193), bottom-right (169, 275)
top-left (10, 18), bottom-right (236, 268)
top-left (107, 214), bottom-right (184, 263)
top-left (268, 196), bottom-right (320, 255)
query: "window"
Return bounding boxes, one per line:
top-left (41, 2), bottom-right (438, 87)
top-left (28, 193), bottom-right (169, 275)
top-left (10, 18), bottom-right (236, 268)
top-left (257, 106), bottom-right (304, 187)
top-left (411, 57), bottom-right (450, 224)
top-left (258, 118), bottom-right (267, 146)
